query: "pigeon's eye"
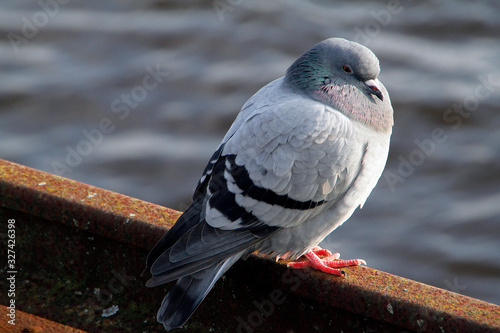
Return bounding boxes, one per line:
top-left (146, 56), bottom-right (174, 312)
top-left (342, 65), bottom-right (353, 73)
top-left (323, 77), bottom-right (331, 85)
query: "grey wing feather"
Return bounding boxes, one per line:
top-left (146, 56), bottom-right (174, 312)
top-left (146, 142), bottom-right (280, 330)
top-left (192, 143), bottom-right (225, 199)
top-left (146, 152), bottom-right (280, 287)
top-left (220, 92), bottom-right (363, 230)
top-left (157, 254), bottom-right (242, 330)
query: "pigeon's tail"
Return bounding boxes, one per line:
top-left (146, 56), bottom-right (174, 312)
top-left (157, 253), bottom-right (243, 331)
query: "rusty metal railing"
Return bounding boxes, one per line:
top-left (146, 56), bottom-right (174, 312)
top-left (1, 158), bottom-right (499, 332)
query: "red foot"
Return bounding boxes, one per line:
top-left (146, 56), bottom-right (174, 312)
top-left (310, 245), bottom-right (333, 257)
top-left (287, 246), bottom-right (366, 276)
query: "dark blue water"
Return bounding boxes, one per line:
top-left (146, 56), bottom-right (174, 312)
top-left (1, 0), bottom-right (499, 305)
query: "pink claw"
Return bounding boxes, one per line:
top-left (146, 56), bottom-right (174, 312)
top-left (287, 246), bottom-right (366, 277)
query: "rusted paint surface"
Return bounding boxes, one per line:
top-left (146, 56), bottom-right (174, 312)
top-left (0, 305), bottom-right (88, 333)
top-left (242, 254), bottom-right (500, 333)
top-left (0, 158), bottom-right (180, 250)
top-left (1, 158), bottom-right (500, 332)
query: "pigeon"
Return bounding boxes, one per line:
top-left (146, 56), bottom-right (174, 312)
top-left (145, 37), bottom-right (393, 331)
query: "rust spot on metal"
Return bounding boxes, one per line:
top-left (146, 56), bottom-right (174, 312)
top-left (1, 158), bottom-right (500, 332)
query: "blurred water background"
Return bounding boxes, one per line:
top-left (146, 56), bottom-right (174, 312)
top-left (1, 0), bottom-right (499, 305)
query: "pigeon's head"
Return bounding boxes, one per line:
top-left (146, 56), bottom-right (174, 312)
top-left (284, 38), bottom-right (393, 132)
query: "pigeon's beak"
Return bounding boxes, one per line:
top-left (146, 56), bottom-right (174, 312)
top-left (365, 79), bottom-right (384, 101)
